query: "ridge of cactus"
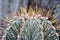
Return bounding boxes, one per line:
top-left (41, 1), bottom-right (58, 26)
top-left (2, 19), bottom-right (23, 40)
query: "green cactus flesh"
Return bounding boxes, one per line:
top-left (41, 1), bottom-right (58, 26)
top-left (2, 19), bottom-right (59, 40)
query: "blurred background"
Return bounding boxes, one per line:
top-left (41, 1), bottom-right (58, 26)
top-left (0, 0), bottom-right (60, 40)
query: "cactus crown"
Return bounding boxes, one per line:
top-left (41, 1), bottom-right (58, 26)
top-left (2, 6), bottom-right (59, 40)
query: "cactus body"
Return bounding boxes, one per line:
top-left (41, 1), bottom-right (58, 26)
top-left (2, 18), bottom-right (59, 40)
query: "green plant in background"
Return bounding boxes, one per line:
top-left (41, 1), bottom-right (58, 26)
top-left (2, 18), bottom-right (59, 40)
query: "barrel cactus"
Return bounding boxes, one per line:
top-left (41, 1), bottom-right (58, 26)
top-left (2, 7), bottom-right (59, 40)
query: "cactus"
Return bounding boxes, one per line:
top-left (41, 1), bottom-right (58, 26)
top-left (0, 0), bottom-right (60, 40)
top-left (2, 0), bottom-right (60, 39)
top-left (2, 16), bottom-right (59, 40)
top-left (20, 19), bottom-right (59, 40)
